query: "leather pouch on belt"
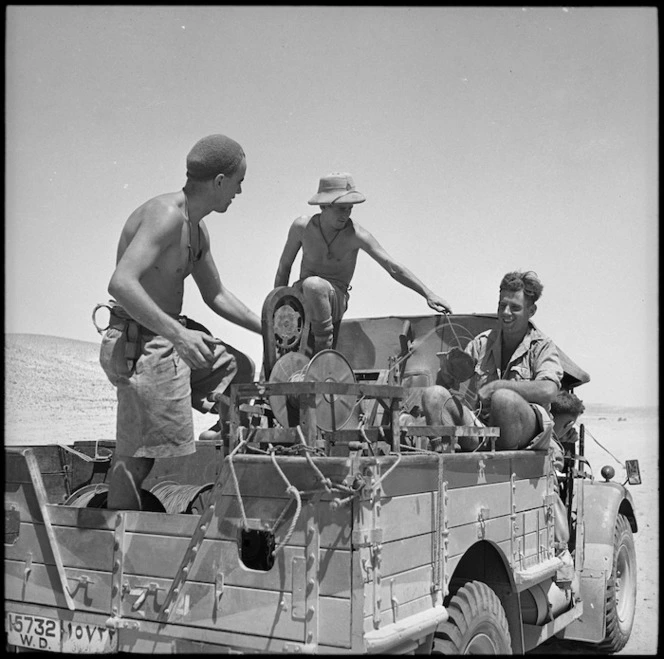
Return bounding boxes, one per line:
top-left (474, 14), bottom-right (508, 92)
top-left (124, 321), bottom-right (142, 362)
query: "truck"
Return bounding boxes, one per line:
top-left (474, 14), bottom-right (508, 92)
top-left (4, 286), bottom-right (639, 654)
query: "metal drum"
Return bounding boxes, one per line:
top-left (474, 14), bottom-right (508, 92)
top-left (268, 351), bottom-right (311, 428)
top-left (64, 483), bottom-right (166, 512)
top-left (150, 481), bottom-right (214, 515)
top-left (64, 484), bottom-right (110, 508)
top-left (267, 349), bottom-right (358, 430)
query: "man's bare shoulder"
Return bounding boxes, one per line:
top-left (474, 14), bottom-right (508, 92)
top-left (287, 214), bottom-right (314, 237)
top-left (128, 192), bottom-right (184, 235)
top-left (292, 214), bottom-right (313, 228)
top-left (347, 220), bottom-right (376, 245)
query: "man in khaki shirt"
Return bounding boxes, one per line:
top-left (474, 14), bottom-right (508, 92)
top-left (422, 270), bottom-right (563, 451)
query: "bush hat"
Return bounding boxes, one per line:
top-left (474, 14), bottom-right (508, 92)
top-left (308, 172), bottom-right (366, 206)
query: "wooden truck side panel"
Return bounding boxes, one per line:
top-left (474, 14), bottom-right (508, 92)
top-left (6, 445), bottom-right (556, 654)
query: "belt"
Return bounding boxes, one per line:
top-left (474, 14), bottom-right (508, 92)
top-left (93, 301), bottom-right (186, 369)
top-left (108, 310), bottom-right (157, 338)
top-left (93, 301), bottom-right (185, 336)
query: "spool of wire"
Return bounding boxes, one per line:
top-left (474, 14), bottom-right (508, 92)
top-left (150, 481), bottom-right (214, 514)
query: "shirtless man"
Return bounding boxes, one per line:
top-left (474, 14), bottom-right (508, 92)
top-left (274, 172), bottom-right (452, 352)
top-left (99, 134), bottom-right (261, 510)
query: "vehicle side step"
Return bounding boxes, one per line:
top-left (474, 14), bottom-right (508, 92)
top-left (513, 556), bottom-right (564, 592)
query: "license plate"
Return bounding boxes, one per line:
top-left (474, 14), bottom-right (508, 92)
top-left (5, 612), bottom-right (60, 652)
top-left (5, 612), bottom-right (117, 653)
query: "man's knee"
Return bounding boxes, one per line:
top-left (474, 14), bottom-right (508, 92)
top-left (421, 385), bottom-right (455, 423)
top-left (422, 386), bottom-right (449, 411)
top-left (301, 276), bottom-right (330, 299)
top-left (489, 389), bottom-right (538, 450)
top-left (489, 388), bottom-right (525, 417)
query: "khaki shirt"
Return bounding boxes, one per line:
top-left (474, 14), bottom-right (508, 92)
top-left (465, 324), bottom-right (563, 409)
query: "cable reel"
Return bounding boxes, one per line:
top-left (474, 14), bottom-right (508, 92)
top-left (268, 349), bottom-right (357, 431)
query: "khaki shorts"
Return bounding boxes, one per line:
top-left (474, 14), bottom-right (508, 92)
top-left (99, 319), bottom-right (251, 459)
top-left (294, 278), bottom-right (350, 322)
top-left (100, 329), bottom-right (196, 459)
top-left (471, 399), bottom-right (553, 451)
top-left (525, 403), bottom-right (554, 451)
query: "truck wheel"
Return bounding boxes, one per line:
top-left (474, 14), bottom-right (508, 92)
top-left (599, 513), bottom-right (637, 653)
top-left (433, 581), bottom-right (512, 654)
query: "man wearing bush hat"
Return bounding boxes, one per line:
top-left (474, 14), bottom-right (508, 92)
top-left (274, 172), bottom-right (452, 353)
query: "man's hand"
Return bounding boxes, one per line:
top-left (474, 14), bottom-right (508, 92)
top-left (426, 293), bottom-right (452, 314)
top-left (477, 380), bottom-right (501, 407)
top-left (560, 426), bottom-right (580, 445)
top-left (173, 329), bottom-right (223, 370)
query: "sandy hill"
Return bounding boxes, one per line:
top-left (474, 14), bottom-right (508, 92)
top-left (4, 333), bottom-right (216, 445)
top-left (5, 334), bottom-right (116, 415)
top-left (5, 334), bottom-right (117, 444)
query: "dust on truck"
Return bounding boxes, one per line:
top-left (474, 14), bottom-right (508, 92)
top-left (5, 287), bottom-right (638, 654)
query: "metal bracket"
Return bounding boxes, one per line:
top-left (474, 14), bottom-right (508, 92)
top-left (214, 571), bottom-right (225, 602)
top-left (110, 512), bottom-right (126, 620)
top-left (390, 578), bottom-right (400, 623)
top-left (68, 573), bottom-right (95, 597)
top-left (352, 527), bottom-right (383, 547)
top-left (477, 508), bottom-right (490, 539)
top-left (130, 582), bottom-right (162, 611)
top-left (282, 642), bottom-right (317, 654)
top-left (104, 616), bottom-right (140, 631)
top-left (478, 458), bottom-right (487, 484)
top-left (23, 552), bottom-right (33, 584)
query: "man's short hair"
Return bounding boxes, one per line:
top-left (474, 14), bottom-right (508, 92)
top-left (500, 270), bottom-right (543, 306)
top-left (186, 134), bottom-right (245, 181)
top-left (550, 390), bottom-right (585, 417)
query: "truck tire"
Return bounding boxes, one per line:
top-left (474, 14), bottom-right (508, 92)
top-left (599, 513), bottom-right (637, 653)
top-left (433, 581), bottom-right (512, 654)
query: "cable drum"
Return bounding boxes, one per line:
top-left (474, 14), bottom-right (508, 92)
top-left (64, 484), bottom-right (110, 508)
top-left (63, 483), bottom-right (166, 512)
top-left (150, 481), bottom-right (215, 515)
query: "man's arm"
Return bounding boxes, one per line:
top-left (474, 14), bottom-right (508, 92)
top-left (193, 226), bottom-right (262, 334)
top-left (274, 219), bottom-right (304, 288)
top-left (478, 378), bottom-right (559, 407)
top-left (356, 226), bottom-right (452, 313)
top-left (108, 207), bottom-right (221, 370)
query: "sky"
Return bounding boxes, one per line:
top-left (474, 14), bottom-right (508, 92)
top-left (5, 6), bottom-right (658, 408)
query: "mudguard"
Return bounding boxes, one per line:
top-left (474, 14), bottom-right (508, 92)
top-left (561, 479), bottom-right (637, 643)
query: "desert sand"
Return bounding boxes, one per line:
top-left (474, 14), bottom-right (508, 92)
top-left (4, 333), bottom-right (659, 655)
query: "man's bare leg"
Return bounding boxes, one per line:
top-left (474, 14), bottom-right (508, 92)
top-left (107, 455), bottom-right (154, 510)
top-left (421, 385), bottom-right (480, 450)
top-left (488, 389), bottom-right (539, 450)
top-left (301, 276), bottom-right (335, 352)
